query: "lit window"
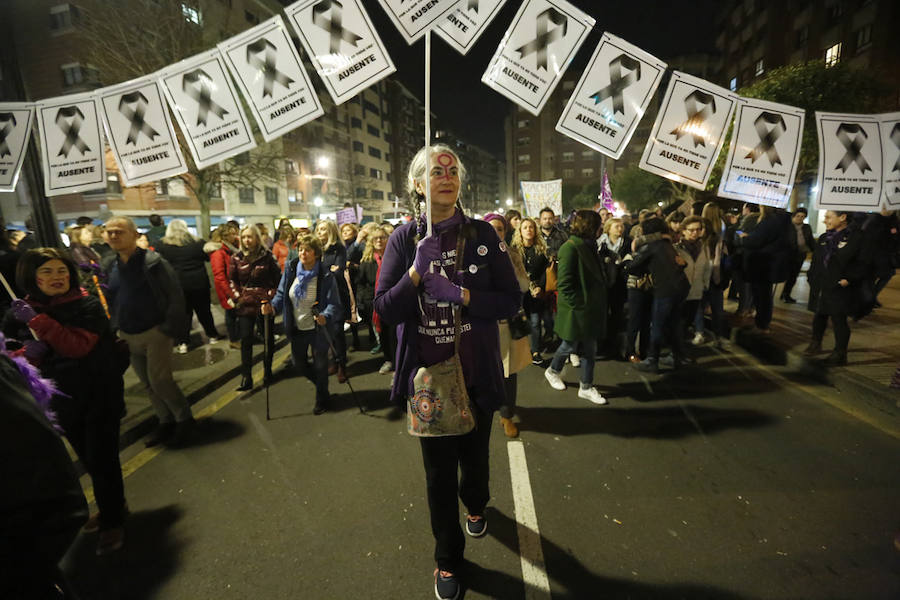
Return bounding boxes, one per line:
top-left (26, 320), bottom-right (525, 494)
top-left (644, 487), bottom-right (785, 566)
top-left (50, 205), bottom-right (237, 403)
top-left (729, 77), bottom-right (738, 91)
top-left (562, 151), bottom-right (575, 162)
top-left (370, 168), bottom-right (382, 180)
top-left (581, 168), bottom-right (594, 178)
top-left (755, 59), bottom-right (764, 76)
top-left (517, 137), bottom-right (530, 146)
top-left (581, 149), bottom-right (594, 158)
top-left (518, 154), bottom-right (530, 164)
top-left (181, 3), bottom-right (201, 25)
top-left (155, 179), bottom-right (169, 196)
top-left (106, 173), bottom-right (121, 194)
top-left (517, 119), bottom-right (530, 128)
top-left (61, 63), bottom-right (83, 87)
top-left (563, 168), bottom-right (575, 178)
top-left (825, 42), bottom-right (841, 67)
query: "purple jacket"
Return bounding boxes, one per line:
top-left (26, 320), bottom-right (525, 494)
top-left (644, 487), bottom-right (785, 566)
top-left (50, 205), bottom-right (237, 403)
top-left (374, 213), bottom-right (521, 412)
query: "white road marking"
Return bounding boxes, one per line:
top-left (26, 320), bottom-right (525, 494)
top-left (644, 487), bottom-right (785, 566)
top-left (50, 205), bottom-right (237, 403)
top-left (507, 440), bottom-right (552, 600)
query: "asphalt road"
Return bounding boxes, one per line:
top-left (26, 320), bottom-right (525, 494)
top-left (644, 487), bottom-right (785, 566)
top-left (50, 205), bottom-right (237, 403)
top-left (62, 342), bottom-right (900, 599)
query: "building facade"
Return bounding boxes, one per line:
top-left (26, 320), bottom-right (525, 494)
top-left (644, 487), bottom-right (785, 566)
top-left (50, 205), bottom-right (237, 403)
top-left (714, 0), bottom-right (900, 99)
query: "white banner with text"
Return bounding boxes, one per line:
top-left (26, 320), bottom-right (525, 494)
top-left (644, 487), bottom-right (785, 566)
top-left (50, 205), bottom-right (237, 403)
top-left (815, 111), bottom-right (883, 212)
top-left (0, 103), bottom-right (34, 193)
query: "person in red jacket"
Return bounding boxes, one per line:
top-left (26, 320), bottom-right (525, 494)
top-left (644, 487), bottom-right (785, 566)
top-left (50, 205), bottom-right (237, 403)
top-left (208, 223), bottom-right (241, 349)
top-left (2, 248), bottom-right (127, 556)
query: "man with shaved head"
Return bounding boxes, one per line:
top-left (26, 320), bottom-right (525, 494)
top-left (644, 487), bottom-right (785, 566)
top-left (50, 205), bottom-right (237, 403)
top-left (102, 217), bottom-right (193, 447)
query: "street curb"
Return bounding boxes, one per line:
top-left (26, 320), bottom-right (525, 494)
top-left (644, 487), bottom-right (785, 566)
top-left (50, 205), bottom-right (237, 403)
top-left (732, 326), bottom-right (899, 415)
top-left (117, 336), bottom-right (289, 451)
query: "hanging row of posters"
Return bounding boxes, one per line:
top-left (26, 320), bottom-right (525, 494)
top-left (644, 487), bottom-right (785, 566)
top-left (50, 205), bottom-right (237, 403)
top-left (0, 0), bottom-right (896, 212)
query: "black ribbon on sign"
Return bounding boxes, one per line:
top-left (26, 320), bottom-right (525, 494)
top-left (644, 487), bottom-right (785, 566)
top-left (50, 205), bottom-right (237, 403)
top-left (468, 0), bottom-right (479, 12)
top-left (670, 90), bottom-right (716, 148)
top-left (515, 8), bottom-right (568, 72)
top-left (312, 0), bottom-right (363, 55)
top-left (590, 54), bottom-right (641, 116)
top-left (891, 123), bottom-right (900, 173)
top-left (182, 69), bottom-right (230, 126)
top-left (118, 92), bottom-right (160, 145)
top-left (745, 111), bottom-right (786, 166)
top-left (246, 38), bottom-right (295, 98)
top-left (834, 123), bottom-right (871, 174)
top-left (55, 106), bottom-right (91, 157)
top-left (0, 112), bottom-right (16, 158)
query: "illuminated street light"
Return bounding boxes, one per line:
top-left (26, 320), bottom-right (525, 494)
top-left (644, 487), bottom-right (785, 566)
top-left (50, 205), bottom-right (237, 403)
top-left (317, 156), bottom-right (330, 170)
top-left (314, 196), bottom-right (323, 207)
top-left (505, 198), bottom-right (513, 206)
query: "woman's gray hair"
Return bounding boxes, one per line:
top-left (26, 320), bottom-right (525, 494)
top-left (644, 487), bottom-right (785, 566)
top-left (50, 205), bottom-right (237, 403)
top-left (405, 144), bottom-right (467, 202)
top-left (161, 218), bottom-right (195, 246)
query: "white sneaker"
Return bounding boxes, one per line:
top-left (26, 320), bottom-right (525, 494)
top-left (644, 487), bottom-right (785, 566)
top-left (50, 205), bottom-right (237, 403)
top-left (343, 322), bottom-right (351, 332)
top-left (208, 337), bottom-right (220, 344)
top-left (379, 361), bottom-right (394, 374)
top-left (692, 332), bottom-right (706, 346)
top-left (578, 386), bottom-right (608, 405)
top-left (175, 343), bottom-right (188, 354)
top-left (569, 354), bottom-right (581, 367)
top-left (544, 367), bottom-right (565, 390)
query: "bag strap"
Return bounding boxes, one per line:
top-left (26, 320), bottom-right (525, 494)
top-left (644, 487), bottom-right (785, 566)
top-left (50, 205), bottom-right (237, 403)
top-left (452, 229), bottom-right (467, 355)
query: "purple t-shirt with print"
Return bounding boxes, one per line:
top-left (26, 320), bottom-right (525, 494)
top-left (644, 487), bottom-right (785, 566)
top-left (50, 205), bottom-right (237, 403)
top-left (416, 213), bottom-right (471, 368)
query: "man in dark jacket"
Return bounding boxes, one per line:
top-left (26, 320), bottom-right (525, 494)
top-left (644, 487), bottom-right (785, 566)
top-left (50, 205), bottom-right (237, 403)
top-left (539, 207), bottom-right (568, 259)
top-left (736, 208), bottom-right (793, 331)
top-left (781, 208), bottom-right (815, 303)
top-left (102, 217), bottom-right (193, 447)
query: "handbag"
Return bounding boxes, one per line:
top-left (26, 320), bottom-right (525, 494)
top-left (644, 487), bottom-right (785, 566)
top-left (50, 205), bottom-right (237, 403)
top-left (507, 310), bottom-right (531, 340)
top-left (544, 261), bottom-right (558, 293)
top-left (407, 233), bottom-right (475, 438)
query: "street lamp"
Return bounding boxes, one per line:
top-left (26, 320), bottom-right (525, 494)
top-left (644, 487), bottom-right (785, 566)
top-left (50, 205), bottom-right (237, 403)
top-left (317, 156), bottom-right (330, 170)
top-left (505, 198), bottom-right (513, 206)
top-left (314, 196), bottom-right (323, 207)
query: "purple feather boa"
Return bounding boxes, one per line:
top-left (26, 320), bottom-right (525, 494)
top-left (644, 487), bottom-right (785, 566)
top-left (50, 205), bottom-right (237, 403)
top-left (0, 332), bottom-right (64, 431)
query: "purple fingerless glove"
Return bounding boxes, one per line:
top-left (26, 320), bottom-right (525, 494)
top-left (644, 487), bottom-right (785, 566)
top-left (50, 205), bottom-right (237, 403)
top-left (413, 235), bottom-right (441, 276)
top-left (11, 299), bottom-right (38, 323)
top-left (423, 272), bottom-right (463, 305)
top-left (23, 340), bottom-right (50, 362)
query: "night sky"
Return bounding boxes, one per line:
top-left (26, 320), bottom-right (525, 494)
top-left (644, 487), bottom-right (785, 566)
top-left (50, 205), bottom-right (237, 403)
top-left (363, 0), bottom-right (720, 155)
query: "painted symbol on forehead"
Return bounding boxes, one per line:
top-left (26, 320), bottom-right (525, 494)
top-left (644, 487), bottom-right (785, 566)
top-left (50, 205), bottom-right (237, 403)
top-left (433, 152), bottom-right (456, 182)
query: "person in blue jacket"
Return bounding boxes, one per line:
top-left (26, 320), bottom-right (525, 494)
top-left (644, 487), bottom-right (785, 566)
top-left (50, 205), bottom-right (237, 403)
top-left (264, 234), bottom-right (341, 415)
top-left (374, 144), bottom-right (521, 600)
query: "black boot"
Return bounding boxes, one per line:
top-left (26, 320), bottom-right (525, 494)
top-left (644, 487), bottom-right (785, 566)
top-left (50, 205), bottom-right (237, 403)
top-left (803, 340), bottom-right (822, 355)
top-left (237, 376), bottom-right (253, 391)
top-left (823, 351), bottom-right (847, 366)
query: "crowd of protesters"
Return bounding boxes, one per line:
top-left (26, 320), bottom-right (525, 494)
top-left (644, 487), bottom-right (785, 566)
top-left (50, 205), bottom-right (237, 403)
top-left (2, 159), bottom-right (900, 597)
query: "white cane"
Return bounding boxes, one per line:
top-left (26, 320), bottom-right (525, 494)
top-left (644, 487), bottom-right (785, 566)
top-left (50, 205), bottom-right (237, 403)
top-left (424, 30), bottom-right (433, 238)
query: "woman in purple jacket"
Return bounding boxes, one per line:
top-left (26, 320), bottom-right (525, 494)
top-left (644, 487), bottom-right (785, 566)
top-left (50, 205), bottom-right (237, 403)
top-left (374, 144), bottom-right (520, 600)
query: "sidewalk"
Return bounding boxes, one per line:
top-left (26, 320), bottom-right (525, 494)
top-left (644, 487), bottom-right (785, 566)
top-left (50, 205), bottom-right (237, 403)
top-left (118, 304), bottom-right (287, 448)
top-left (727, 271), bottom-right (900, 412)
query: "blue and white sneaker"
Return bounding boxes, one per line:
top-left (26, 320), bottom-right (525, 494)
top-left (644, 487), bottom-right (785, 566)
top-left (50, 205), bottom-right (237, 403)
top-left (465, 514), bottom-right (487, 537)
top-left (434, 569), bottom-right (460, 600)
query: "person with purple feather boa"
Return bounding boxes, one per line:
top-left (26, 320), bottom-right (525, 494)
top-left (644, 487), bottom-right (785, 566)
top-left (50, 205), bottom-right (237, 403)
top-left (2, 247), bottom-right (128, 556)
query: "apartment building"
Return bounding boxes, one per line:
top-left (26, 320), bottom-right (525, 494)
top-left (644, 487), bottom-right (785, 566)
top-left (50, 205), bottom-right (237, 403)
top-left (714, 0), bottom-right (900, 99)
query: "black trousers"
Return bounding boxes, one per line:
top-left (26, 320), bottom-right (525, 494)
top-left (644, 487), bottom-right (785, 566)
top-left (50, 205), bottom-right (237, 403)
top-left (812, 313), bottom-right (850, 353)
top-left (225, 308), bottom-right (239, 342)
top-left (500, 374), bottom-right (517, 419)
top-left (752, 282), bottom-right (774, 329)
top-left (782, 252), bottom-right (806, 299)
top-left (57, 385), bottom-right (126, 530)
top-left (420, 402), bottom-right (493, 571)
top-left (237, 314), bottom-right (274, 379)
top-left (181, 287), bottom-right (219, 344)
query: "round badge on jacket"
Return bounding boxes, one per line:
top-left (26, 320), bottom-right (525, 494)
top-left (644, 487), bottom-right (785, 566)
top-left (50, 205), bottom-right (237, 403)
top-left (477, 245), bottom-right (488, 256)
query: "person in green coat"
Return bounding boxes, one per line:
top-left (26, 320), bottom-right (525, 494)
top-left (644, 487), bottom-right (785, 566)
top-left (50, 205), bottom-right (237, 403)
top-left (544, 210), bottom-right (609, 405)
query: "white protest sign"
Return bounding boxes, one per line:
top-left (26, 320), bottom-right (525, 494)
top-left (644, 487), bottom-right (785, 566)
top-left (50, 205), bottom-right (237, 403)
top-left (376, 0), bottom-right (460, 45)
top-left (815, 111), bottom-right (882, 212)
top-left (436, 0), bottom-right (508, 55)
top-left (285, 0), bottom-right (396, 105)
top-left (160, 49), bottom-right (257, 170)
top-left (96, 76), bottom-right (187, 187)
top-left (718, 97), bottom-right (805, 208)
top-left (0, 103), bottom-right (34, 192)
top-left (639, 71), bottom-right (738, 190)
top-left (555, 32), bottom-right (666, 160)
top-left (35, 92), bottom-right (106, 197)
top-left (879, 112), bottom-right (900, 209)
top-left (482, 0), bottom-right (594, 116)
top-left (219, 15), bottom-right (324, 142)
top-left (520, 178), bottom-right (562, 217)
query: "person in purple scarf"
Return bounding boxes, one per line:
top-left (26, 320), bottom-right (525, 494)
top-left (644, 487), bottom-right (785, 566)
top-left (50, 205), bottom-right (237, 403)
top-left (805, 210), bottom-right (863, 366)
top-left (374, 144), bottom-right (520, 600)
